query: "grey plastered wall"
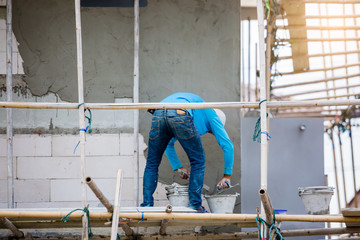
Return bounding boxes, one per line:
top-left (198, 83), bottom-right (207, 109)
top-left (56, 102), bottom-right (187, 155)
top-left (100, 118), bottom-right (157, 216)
top-left (10, 0), bottom-right (241, 199)
top-left (241, 117), bottom-right (325, 239)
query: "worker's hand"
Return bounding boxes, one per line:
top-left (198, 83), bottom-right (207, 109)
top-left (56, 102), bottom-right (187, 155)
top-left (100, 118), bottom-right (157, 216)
top-left (177, 167), bottom-right (190, 180)
top-left (216, 175), bottom-right (231, 190)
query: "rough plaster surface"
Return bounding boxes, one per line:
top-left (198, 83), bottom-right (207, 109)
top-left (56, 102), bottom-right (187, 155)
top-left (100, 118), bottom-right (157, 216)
top-left (8, 0), bottom-right (242, 202)
top-left (12, 0), bottom-right (240, 103)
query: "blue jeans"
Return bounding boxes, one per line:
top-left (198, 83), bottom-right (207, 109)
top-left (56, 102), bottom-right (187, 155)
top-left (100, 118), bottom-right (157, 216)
top-left (141, 109), bottom-right (206, 209)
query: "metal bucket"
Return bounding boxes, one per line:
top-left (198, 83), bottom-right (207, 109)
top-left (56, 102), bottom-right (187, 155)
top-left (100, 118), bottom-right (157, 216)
top-left (165, 183), bottom-right (189, 207)
top-left (298, 186), bottom-right (334, 215)
top-left (205, 193), bottom-right (239, 213)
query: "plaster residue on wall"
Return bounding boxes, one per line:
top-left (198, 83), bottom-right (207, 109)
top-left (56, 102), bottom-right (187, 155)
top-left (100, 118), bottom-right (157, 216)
top-left (0, 89), bottom-right (135, 133)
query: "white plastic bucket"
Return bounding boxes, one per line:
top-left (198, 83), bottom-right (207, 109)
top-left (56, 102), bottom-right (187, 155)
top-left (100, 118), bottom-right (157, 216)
top-left (298, 186), bottom-right (334, 215)
top-left (167, 194), bottom-right (190, 207)
top-left (165, 183), bottom-right (189, 207)
top-left (205, 193), bottom-right (239, 213)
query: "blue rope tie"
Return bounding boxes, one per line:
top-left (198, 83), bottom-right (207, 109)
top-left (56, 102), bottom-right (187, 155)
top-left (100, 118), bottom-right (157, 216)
top-left (255, 211), bottom-right (284, 240)
top-left (73, 109), bottom-right (93, 154)
top-left (136, 209), bottom-right (144, 223)
top-left (259, 99), bottom-right (267, 108)
top-left (77, 102), bottom-right (85, 108)
top-left (252, 113), bottom-right (270, 143)
top-left (261, 131), bottom-right (271, 140)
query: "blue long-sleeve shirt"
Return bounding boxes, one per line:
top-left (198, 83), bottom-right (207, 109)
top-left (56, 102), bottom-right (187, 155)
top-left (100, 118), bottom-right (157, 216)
top-left (161, 92), bottom-right (234, 175)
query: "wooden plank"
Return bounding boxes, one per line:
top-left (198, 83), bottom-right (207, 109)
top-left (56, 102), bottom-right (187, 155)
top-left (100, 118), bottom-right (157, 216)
top-left (0, 219), bottom-right (257, 229)
top-left (342, 208), bottom-right (360, 227)
top-left (342, 208), bottom-right (360, 217)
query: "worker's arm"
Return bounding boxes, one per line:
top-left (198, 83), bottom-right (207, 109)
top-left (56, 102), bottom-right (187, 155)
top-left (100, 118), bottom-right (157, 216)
top-left (208, 112), bottom-right (234, 176)
top-left (206, 109), bottom-right (234, 189)
top-left (165, 138), bottom-right (190, 179)
top-left (165, 138), bottom-right (183, 171)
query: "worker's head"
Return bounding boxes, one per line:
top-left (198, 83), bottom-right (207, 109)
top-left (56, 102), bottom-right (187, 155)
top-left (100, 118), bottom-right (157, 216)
top-left (214, 109), bottom-right (226, 126)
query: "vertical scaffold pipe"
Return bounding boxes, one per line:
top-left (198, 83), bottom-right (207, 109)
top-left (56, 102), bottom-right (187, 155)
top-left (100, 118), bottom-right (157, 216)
top-left (338, 126), bottom-right (348, 207)
top-left (6, 0), bottom-right (14, 209)
top-left (74, 0), bottom-right (88, 239)
top-left (330, 128), bottom-right (342, 213)
top-left (257, 0), bottom-right (269, 237)
top-left (133, 0), bottom-right (140, 207)
top-left (348, 122), bottom-right (358, 208)
top-left (111, 169), bottom-right (123, 240)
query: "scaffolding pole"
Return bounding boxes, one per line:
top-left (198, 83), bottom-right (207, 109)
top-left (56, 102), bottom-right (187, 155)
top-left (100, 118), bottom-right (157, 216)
top-left (338, 127), bottom-right (348, 207)
top-left (349, 122), bottom-right (358, 208)
top-left (330, 128), bottom-right (342, 213)
top-left (2, 211), bottom-right (360, 223)
top-left (1, 99), bottom-right (360, 110)
top-left (256, 0), bottom-right (269, 234)
top-left (74, 0), bottom-right (88, 239)
top-left (6, 0), bottom-right (14, 209)
top-left (133, 0), bottom-right (140, 208)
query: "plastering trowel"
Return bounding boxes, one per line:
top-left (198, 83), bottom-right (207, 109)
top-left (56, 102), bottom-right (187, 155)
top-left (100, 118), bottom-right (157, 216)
top-left (214, 181), bottom-right (240, 195)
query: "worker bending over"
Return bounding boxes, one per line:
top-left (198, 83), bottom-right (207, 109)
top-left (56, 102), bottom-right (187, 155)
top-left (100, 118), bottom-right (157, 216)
top-left (141, 92), bottom-right (234, 213)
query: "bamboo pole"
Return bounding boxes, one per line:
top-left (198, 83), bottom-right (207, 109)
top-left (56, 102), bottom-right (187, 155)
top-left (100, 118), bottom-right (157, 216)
top-left (277, 25), bottom-right (360, 31)
top-left (86, 176), bottom-right (133, 236)
top-left (86, 177), bottom-right (113, 213)
top-left (282, 37), bottom-right (360, 41)
top-left (320, 4), bottom-right (332, 114)
top-left (111, 169), bottom-right (123, 240)
top-left (2, 99), bottom-right (360, 110)
top-left (255, 43), bottom-right (259, 101)
top-left (0, 217), bottom-right (23, 238)
top-left (279, 50), bottom-right (360, 61)
top-left (159, 205), bottom-right (172, 235)
top-left (304, 0), bottom-right (360, 4)
top-left (2, 211), bottom-right (360, 223)
top-left (159, 219), bottom-right (169, 235)
top-left (338, 126), bottom-right (348, 207)
top-left (6, 0), bottom-right (14, 209)
top-left (331, 128), bottom-right (342, 213)
top-left (272, 73), bottom-right (360, 88)
top-left (276, 84), bottom-right (360, 98)
top-left (133, 0), bottom-right (140, 208)
top-left (343, 5), bottom-right (351, 100)
top-left (256, 0), bottom-right (269, 232)
top-left (348, 122), bottom-right (358, 208)
top-left (74, 0), bottom-right (88, 238)
top-left (247, 18), bottom-right (251, 102)
top-left (259, 189), bottom-right (273, 224)
top-left (300, 93), bottom-right (360, 101)
top-left (272, 64), bottom-right (360, 77)
top-left (127, 227), bottom-right (360, 239)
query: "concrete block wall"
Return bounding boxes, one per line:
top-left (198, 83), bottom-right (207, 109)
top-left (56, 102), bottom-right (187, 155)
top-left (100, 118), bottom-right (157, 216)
top-left (0, 133), bottom-right (169, 208)
top-left (0, 8), bottom-right (24, 74)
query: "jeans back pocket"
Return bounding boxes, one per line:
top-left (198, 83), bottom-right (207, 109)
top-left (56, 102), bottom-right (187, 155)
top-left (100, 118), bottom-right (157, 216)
top-left (149, 119), bottom-right (161, 140)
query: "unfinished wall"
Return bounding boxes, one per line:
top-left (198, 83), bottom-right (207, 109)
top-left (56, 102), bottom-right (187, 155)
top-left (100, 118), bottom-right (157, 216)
top-left (0, 133), bottom-right (172, 208)
top-left (2, 0), bottom-right (241, 208)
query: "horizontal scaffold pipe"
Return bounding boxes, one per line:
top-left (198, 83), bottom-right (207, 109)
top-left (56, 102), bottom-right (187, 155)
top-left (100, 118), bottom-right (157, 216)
top-left (1, 211), bottom-right (360, 223)
top-left (1, 99), bottom-right (360, 110)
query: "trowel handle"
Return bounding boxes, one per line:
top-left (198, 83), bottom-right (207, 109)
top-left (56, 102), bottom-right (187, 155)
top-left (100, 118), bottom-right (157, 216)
top-left (177, 168), bottom-right (189, 179)
top-left (217, 181), bottom-right (231, 190)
